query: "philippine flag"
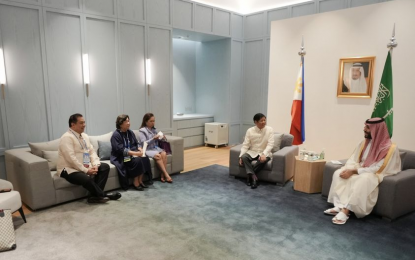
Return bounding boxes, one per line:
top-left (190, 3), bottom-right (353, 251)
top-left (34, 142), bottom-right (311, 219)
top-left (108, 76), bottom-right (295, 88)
top-left (289, 57), bottom-right (305, 145)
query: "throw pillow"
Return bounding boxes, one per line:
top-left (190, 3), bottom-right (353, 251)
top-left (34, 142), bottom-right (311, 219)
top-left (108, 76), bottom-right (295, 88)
top-left (98, 141), bottom-right (111, 160)
top-left (42, 150), bottom-right (58, 171)
top-left (89, 132), bottom-right (113, 152)
top-left (271, 133), bottom-right (284, 153)
top-left (28, 139), bottom-right (60, 158)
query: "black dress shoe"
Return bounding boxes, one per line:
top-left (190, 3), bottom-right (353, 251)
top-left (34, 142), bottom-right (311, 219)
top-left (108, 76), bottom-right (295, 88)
top-left (145, 180), bottom-right (154, 186)
top-left (247, 175), bottom-right (252, 186)
top-left (251, 179), bottom-right (258, 189)
top-left (132, 185), bottom-right (144, 191)
top-left (140, 183), bottom-right (148, 189)
top-left (106, 192), bottom-right (122, 200)
top-left (87, 197), bottom-right (109, 203)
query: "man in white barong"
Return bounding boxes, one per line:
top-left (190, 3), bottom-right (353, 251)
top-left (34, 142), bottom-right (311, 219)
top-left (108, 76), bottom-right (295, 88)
top-left (324, 117), bottom-right (401, 225)
top-left (343, 63), bottom-right (367, 93)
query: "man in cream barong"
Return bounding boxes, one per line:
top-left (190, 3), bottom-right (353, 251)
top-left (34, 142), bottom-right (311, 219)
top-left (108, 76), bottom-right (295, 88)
top-left (325, 117), bottom-right (401, 224)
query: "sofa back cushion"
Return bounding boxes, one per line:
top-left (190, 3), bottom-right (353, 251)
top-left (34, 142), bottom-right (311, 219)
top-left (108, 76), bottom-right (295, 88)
top-left (98, 141), bottom-right (111, 160)
top-left (28, 139), bottom-right (61, 157)
top-left (280, 133), bottom-right (294, 149)
top-left (89, 132), bottom-right (113, 152)
top-left (271, 133), bottom-right (284, 153)
top-left (43, 150), bottom-right (58, 171)
top-left (400, 149), bottom-right (415, 170)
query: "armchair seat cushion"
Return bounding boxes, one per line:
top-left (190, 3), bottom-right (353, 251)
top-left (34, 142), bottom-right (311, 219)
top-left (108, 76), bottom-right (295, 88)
top-left (0, 191), bottom-right (22, 212)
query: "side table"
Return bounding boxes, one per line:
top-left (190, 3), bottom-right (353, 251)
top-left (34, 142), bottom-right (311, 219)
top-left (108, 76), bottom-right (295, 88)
top-left (293, 156), bottom-right (326, 193)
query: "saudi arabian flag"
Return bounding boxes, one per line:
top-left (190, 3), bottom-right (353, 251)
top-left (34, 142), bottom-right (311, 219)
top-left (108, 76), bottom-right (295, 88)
top-left (371, 51), bottom-right (393, 137)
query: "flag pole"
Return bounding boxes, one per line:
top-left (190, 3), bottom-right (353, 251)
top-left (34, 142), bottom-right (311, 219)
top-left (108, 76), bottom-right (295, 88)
top-left (387, 23), bottom-right (398, 54)
top-left (298, 36), bottom-right (306, 57)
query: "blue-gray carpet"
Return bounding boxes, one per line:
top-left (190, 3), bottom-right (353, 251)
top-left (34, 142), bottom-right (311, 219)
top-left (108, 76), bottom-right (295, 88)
top-left (6, 165), bottom-right (415, 260)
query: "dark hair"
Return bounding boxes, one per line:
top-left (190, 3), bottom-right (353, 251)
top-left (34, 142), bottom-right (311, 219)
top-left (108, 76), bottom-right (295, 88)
top-left (140, 113), bottom-right (155, 128)
top-left (116, 114), bottom-right (129, 129)
top-left (253, 113), bottom-right (266, 122)
top-left (68, 113), bottom-right (83, 127)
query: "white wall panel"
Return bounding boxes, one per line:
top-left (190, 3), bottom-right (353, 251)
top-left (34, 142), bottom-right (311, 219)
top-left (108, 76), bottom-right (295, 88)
top-left (230, 40), bottom-right (242, 123)
top-left (44, 11), bottom-right (85, 139)
top-left (292, 2), bottom-right (315, 17)
top-left (118, 0), bottom-right (145, 22)
top-left (214, 9), bottom-right (231, 36)
top-left (267, 8), bottom-right (289, 35)
top-left (148, 26), bottom-right (172, 130)
top-left (232, 13), bottom-right (243, 40)
top-left (7, 0), bottom-right (40, 5)
top-left (319, 0), bottom-right (348, 13)
top-left (119, 22), bottom-right (146, 130)
top-left (244, 12), bottom-right (264, 39)
top-left (0, 4), bottom-right (48, 147)
top-left (242, 40), bottom-right (263, 122)
top-left (173, 0), bottom-right (193, 30)
top-left (194, 4), bottom-right (213, 33)
top-left (147, 0), bottom-right (171, 26)
top-left (86, 18), bottom-right (118, 134)
top-left (264, 38), bottom-right (270, 114)
top-left (229, 124), bottom-right (240, 145)
top-left (84, 0), bottom-right (115, 17)
top-left (351, 0), bottom-right (380, 7)
top-left (43, 0), bottom-right (81, 11)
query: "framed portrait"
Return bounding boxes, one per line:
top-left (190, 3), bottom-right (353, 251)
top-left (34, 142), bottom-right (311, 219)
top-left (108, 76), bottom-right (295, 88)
top-left (337, 56), bottom-right (375, 98)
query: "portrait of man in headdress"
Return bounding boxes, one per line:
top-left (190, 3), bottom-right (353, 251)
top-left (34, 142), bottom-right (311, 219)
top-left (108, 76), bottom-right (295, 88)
top-left (342, 62), bottom-right (369, 93)
top-left (337, 57), bottom-right (375, 98)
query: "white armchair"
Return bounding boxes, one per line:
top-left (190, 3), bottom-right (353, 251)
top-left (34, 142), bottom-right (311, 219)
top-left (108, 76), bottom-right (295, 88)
top-left (0, 179), bottom-right (26, 223)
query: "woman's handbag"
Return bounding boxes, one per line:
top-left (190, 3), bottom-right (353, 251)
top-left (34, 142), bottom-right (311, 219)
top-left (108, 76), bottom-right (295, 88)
top-left (0, 209), bottom-right (17, 252)
top-left (158, 140), bottom-right (172, 155)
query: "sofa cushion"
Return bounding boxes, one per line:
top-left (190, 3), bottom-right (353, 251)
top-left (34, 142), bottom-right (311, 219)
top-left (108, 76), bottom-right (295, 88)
top-left (271, 133), bottom-right (284, 153)
top-left (28, 139), bottom-right (60, 157)
top-left (89, 132), bottom-right (113, 152)
top-left (53, 163), bottom-right (118, 190)
top-left (400, 151), bottom-right (407, 170)
top-left (98, 141), bottom-right (111, 160)
top-left (43, 150), bottom-right (58, 171)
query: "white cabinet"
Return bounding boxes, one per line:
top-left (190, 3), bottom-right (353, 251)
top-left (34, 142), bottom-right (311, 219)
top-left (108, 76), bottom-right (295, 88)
top-left (173, 114), bottom-right (213, 148)
top-left (204, 122), bottom-right (228, 148)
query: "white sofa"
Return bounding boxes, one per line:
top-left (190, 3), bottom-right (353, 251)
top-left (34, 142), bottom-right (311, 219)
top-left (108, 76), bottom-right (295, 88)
top-left (5, 130), bottom-right (184, 210)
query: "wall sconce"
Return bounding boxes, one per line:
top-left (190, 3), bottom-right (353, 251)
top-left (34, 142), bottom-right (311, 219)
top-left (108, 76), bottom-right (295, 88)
top-left (146, 59), bottom-right (151, 95)
top-left (0, 48), bottom-right (6, 100)
top-left (83, 54), bottom-right (90, 97)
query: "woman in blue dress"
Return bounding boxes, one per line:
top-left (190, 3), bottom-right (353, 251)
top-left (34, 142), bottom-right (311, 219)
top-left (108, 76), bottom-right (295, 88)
top-left (110, 114), bottom-right (152, 191)
top-left (139, 113), bottom-right (173, 183)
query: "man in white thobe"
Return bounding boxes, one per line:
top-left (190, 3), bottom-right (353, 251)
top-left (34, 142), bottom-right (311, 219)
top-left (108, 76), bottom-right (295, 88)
top-left (239, 113), bottom-right (274, 189)
top-left (325, 117), bottom-right (401, 224)
top-left (343, 63), bottom-right (368, 93)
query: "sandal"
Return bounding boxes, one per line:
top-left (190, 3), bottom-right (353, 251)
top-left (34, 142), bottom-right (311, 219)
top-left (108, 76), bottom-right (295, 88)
top-left (324, 206), bottom-right (341, 216)
top-left (332, 211), bottom-right (349, 225)
top-left (166, 177), bottom-right (173, 183)
top-left (160, 177), bottom-right (165, 183)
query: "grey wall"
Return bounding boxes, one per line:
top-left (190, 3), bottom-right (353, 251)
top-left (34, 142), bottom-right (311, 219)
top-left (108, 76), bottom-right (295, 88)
top-left (173, 39), bottom-right (197, 115)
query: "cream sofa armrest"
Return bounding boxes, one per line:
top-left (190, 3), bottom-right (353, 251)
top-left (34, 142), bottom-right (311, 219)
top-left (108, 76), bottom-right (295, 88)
top-left (5, 148), bottom-right (56, 210)
top-left (0, 179), bottom-right (13, 190)
top-left (166, 135), bottom-right (184, 174)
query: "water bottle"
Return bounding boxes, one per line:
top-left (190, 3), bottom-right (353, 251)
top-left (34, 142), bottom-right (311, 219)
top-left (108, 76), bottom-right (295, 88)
top-left (299, 147), bottom-right (306, 160)
top-left (320, 148), bottom-right (325, 160)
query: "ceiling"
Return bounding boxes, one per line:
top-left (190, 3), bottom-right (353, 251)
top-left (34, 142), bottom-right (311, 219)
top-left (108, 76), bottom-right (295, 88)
top-left (191, 0), bottom-right (311, 14)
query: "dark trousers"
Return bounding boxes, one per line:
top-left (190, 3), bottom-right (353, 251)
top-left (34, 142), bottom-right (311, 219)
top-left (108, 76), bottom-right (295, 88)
top-left (60, 163), bottom-right (110, 197)
top-left (240, 153), bottom-right (270, 175)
